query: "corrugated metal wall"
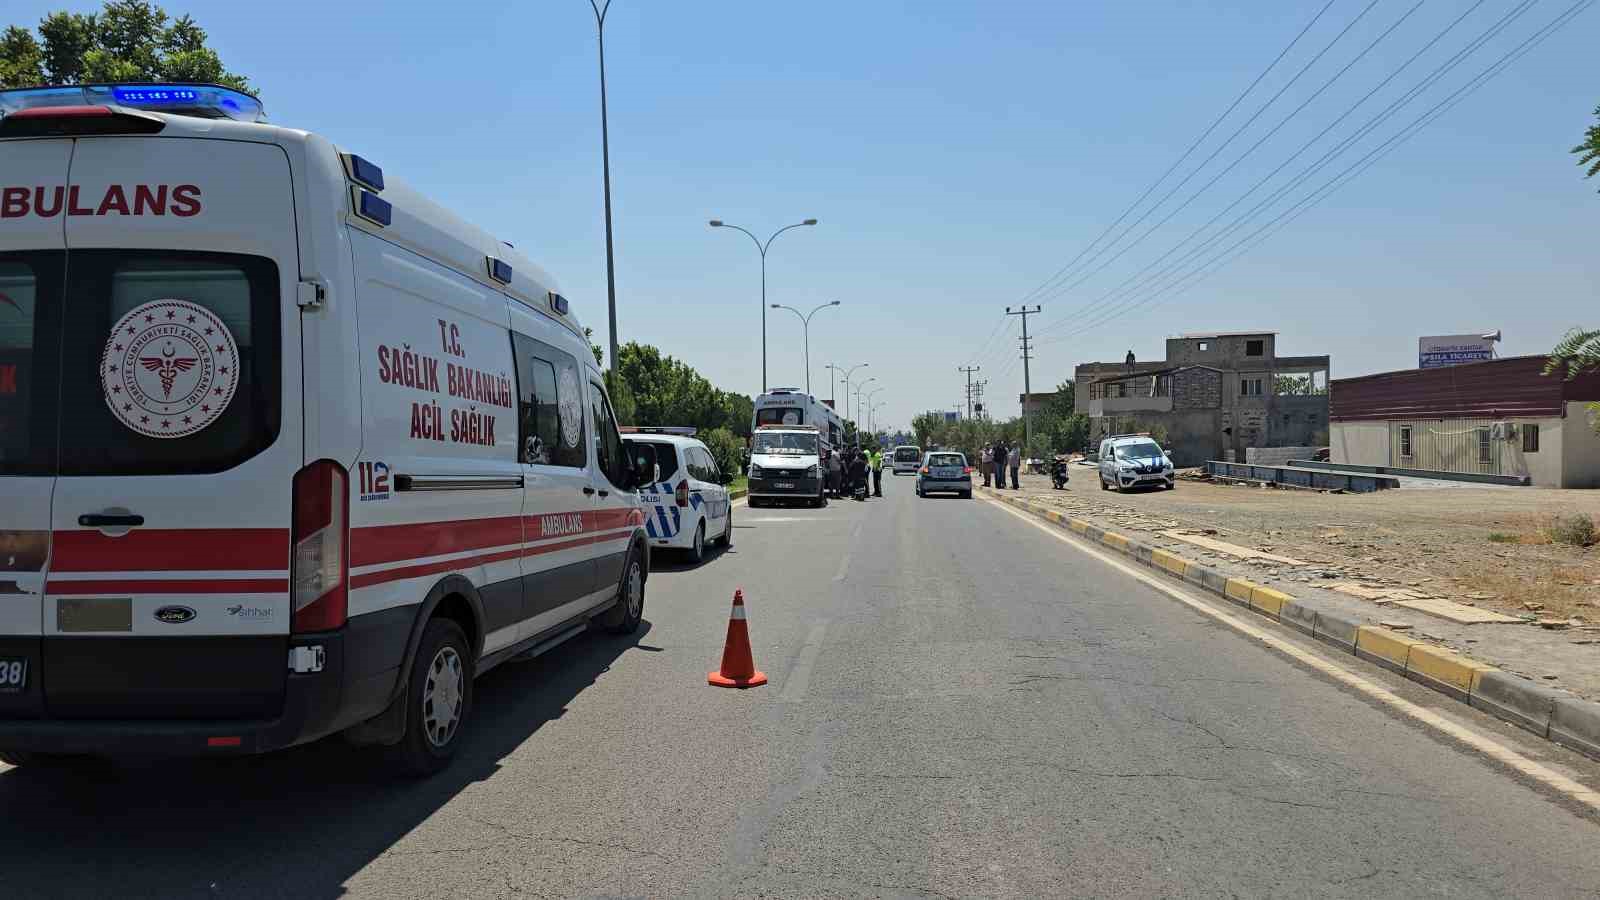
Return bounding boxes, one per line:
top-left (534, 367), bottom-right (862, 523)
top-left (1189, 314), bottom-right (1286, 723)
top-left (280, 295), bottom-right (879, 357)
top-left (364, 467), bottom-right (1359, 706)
top-left (1389, 418), bottom-right (1504, 475)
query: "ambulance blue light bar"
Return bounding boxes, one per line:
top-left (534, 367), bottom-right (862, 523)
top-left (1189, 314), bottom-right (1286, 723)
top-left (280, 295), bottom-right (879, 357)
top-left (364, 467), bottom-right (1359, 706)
top-left (487, 257), bottom-right (513, 284)
top-left (342, 153), bottom-right (384, 192)
top-left (0, 83), bottom-right (265, 123)
top-left (352, 188), bottom-right (392, 227)
top-left (548, 292), bottom-right (570, 315)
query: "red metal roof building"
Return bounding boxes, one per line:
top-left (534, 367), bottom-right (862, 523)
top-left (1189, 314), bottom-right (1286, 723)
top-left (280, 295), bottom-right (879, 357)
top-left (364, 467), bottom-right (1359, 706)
top-left (1329, 356), bottom-right (1600, 488)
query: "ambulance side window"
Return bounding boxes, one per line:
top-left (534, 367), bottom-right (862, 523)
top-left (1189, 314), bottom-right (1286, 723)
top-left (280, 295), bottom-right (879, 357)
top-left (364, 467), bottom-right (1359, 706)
top-left (511, 333), bottom-right (585, 469)
top-left (588, 379), bottom-right (627, 488)
top-left (0, 253), bottom-right (63, 476)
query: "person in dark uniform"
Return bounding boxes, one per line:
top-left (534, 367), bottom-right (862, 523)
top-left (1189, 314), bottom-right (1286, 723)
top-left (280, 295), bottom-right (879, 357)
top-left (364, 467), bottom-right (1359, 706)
top-left (848, 451), bottom-right (869, 500)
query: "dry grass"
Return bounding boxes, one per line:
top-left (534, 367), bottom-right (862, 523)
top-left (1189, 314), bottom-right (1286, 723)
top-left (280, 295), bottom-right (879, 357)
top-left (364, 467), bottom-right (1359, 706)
top-left (1455, 564), bottom-right (1598, 620)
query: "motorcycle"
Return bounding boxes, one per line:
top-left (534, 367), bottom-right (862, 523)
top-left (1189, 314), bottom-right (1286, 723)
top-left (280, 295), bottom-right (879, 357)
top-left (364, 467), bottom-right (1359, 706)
top-left (1050, 457), bottom-right (1070, 490)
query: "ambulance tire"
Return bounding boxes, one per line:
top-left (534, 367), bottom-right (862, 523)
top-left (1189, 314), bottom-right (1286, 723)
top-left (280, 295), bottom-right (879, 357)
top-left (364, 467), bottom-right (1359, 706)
top-left (386, 618), bottom-right (473, 778)
top-left (687, 522), bottom-right (706, 563)
top-left (598, 544), bottom-right (645, 635)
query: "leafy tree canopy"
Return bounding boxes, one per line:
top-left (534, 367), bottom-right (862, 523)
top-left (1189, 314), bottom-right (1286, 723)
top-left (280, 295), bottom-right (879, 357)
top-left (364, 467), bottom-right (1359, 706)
top-left (2, 2), bottom-right (251, 92)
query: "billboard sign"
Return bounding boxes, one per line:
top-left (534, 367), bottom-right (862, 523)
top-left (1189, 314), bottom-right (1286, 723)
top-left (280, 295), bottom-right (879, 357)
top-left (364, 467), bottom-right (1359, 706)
top-left (943, 411), bottom-right (959, 423)
top-left (1419, 334), bottom-right (1496, 370)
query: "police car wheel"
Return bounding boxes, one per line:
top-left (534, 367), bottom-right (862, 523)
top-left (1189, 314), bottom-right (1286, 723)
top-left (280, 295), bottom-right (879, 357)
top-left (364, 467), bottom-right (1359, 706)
top-left (719, 507), bottom-right (734, 547)
top-left (688, 522), bottom-right (705, 563)
top-left (388, 618), bottom-right (473, 777)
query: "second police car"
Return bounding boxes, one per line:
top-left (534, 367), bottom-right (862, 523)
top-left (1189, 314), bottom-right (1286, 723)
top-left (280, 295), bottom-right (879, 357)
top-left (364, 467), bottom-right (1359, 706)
top-left (623, 428), bottom-right (733, 562)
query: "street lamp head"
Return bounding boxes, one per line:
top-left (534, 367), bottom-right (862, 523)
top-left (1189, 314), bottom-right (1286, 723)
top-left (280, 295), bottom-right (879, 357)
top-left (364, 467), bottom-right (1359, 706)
top-left (829, 300), bottom-right (841, 306)
top-left (708, 220), bottom-right (724, 227)
top-left (802, 219), bottom-right (818, 226)
top-left (770, 303), bottom-right (781, 309)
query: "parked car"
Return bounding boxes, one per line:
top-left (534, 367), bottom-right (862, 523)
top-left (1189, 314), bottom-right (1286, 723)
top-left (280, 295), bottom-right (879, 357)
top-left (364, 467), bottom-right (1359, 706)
top-left (915, 451), bottom-right (972, 498)
top-left (1097, 435), bottom-right (1176, 492)
top-left (623, 428), bottom-right (733, 563)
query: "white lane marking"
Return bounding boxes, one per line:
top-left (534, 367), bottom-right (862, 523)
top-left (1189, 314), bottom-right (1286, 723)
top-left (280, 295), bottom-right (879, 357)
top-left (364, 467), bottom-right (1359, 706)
top-left (781, 621), bottom-right (829, 702)
top-left (832, 551), bottom-right (850, 582)
top-left (983, 496), bottom-right (1600, 815)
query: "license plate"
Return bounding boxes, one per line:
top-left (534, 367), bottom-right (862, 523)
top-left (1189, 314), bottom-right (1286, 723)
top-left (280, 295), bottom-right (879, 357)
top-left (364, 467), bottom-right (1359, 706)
top-left (774, 482), bottom-right (795, 489)
top-left (0, 657), bottom-right (27, 693)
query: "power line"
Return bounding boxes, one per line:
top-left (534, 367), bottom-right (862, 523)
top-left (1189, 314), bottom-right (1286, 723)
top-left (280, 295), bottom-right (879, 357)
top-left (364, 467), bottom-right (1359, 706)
top-left (1025, 0), bottom-right (1385, 319)
top-left (1010, 0), bottom-right (1341, 309)
top-left (1031, 0), bottom-right (1429, 328)
top-left (1045, 0), bottom-right (1594, 344)
top-left (1044, 0), bottom-right (1501, 333)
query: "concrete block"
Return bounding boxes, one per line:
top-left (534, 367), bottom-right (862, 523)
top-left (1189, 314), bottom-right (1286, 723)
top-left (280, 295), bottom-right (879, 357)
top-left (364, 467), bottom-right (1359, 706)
top-left (1082, 524), bottom-right (1106, 542)
top-left (1151, 549), bottom-right (1190, 578)
top-left (1549, 698), bottom-right (1600, 761)
top-left (1184, 565), bottom-right (1209, 588)
top-left (1101, 532), bottom-right (1130, 552)
top-left (1223, 578), bottom-right (1257, 606)
top-left (1198, 568), bottom-right (1229, 597)
top-left (1248, 586), bottom-right (1291, 620)
top-left (1470, 670), bottom-right (1558, 738)
top-left (1278, 599), bottom-right (1317, 636)
top-left (1404, 644), bottom-right (1494, 703)
top-left (1312, 611), bottom-right (1359, 652)
top-left (1354, 626), bottom-right (1418, 675)
top-left (1129, 542), bottom-right (1154, 565)
top-left (1045, 510), bottom-right (1064, 525)
top-left (1068, 519), bottom-right (1090, 535)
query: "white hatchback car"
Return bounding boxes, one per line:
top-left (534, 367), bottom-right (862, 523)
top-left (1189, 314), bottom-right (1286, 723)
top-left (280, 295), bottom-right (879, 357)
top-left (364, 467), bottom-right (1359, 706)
top-left (623, 429), bottom-right (733, 562)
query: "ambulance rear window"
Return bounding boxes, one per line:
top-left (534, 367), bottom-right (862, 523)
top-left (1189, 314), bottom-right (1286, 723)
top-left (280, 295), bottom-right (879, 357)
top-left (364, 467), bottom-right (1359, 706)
top-left (56, 251), bottom-right (281, 476)
top-left (0, 254), bottom-right (61, 476)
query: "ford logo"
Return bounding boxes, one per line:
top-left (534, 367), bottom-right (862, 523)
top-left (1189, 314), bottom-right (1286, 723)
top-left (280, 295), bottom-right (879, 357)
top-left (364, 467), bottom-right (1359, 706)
top-left (154, 605), bottom-right (197, 624)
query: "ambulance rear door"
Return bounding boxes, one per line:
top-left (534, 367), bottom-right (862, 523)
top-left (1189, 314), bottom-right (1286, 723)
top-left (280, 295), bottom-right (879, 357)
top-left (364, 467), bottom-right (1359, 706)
top-left (0, 140), bottom-right (70, 715)
top-left (45, 137), bottom-right (302, 719)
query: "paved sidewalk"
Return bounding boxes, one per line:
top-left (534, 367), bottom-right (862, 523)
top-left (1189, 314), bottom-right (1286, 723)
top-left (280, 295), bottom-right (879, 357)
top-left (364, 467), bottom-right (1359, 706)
top-left (991, 471), bottom-right (1600, 702)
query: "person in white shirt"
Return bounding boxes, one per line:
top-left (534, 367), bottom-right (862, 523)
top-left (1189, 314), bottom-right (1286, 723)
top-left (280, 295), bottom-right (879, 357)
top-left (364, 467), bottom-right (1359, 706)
top-left (1008, 445), bottom-right (1022, 489)
top-left (980, 447), bottom-right (993, 487)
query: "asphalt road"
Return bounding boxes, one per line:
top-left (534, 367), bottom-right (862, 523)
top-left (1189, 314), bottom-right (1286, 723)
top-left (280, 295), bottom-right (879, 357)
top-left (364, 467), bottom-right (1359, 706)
top-left (4, 478), bottom-right (1600, 898)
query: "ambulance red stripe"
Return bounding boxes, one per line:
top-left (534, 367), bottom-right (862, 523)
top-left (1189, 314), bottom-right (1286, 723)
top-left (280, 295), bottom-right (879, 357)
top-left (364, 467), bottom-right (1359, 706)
top-left (45, 578), bottom-right (289, 594)
top-left (348, 530), bottom-right (631, 590)
top-left (50, 528), bottom-right (290, 572)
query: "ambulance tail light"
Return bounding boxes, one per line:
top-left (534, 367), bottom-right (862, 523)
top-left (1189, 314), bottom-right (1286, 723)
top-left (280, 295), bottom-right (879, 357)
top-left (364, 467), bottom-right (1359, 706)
top-left (675, 480), bottom-right (690, 508)
top-left (291, 460), bottom-right (349, 633)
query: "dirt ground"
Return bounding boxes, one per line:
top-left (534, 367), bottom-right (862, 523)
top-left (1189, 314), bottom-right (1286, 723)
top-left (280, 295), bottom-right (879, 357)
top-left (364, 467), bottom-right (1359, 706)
top-left (1005, 466), bottom-right (1600, 620)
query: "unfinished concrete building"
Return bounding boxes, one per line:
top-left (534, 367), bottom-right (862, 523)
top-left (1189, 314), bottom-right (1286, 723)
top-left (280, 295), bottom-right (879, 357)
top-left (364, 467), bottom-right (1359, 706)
top-left (1073, 332), bottom-right (1330, 467)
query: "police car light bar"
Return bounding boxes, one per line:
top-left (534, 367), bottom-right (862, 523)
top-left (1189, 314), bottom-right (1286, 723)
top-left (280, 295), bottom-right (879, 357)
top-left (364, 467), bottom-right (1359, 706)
top-left (619, 426), bottom-right (698, 435)
top-left (0, 83), bottom-right (266, 123)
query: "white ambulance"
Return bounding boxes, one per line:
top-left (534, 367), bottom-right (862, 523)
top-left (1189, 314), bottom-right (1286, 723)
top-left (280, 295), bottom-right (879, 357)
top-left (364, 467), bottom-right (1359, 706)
top-left (0, 83), bottom-right (650, 775)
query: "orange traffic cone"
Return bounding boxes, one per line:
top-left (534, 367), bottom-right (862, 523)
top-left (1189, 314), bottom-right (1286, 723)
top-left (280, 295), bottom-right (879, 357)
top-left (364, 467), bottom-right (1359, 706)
top-left (708, 589), bottom-right (767, 688)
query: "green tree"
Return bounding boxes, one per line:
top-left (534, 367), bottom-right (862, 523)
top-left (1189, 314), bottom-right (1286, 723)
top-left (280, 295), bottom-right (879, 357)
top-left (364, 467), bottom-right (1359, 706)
top-left (2, 2), bottom-right (250, 91)
top-left (1546, 328), bottom-right (1600, 434)
top-left (1576, 105), bottom-right (1600, 190)
top-left (700, 427), bottom-right (744, 484)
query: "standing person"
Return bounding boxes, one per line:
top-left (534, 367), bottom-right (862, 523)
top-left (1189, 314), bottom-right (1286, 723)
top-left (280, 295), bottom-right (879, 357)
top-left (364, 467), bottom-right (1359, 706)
top-left (870, 447), bottom-right (884, 497)
top-left (980, 446), bottom-right (993, 487)
top-left (993, 440), bottom-right (1008, 488)
top-left (826, 448), bottom-right (843, 497)
top-left (849, 451), bottom-right (869, 500)
top-left (1008, 443), bottom-right (1023, 489)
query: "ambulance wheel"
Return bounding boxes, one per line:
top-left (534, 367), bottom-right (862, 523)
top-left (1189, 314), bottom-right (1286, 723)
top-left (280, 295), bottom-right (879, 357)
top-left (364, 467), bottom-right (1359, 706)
top-left (387, 618), bottom-right (473, 777)
top-left (599, 547), bottom-right (645, 635)
top-left (687, 522), bottom-right (706, 563)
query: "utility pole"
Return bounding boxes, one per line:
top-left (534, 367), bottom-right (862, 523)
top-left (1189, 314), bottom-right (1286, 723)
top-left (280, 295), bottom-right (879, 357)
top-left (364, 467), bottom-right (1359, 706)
top-left (958, 365), bottom-right (980, 420)
top-left (1006, 305), bottom-right (1040, 455)
top-left (973, 380), bottom-right (988, 420)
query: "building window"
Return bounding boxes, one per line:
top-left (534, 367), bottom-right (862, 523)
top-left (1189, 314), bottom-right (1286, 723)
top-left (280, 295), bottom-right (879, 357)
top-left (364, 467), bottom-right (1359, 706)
top-left (1197, 341), bottom-right (1209, 351)
top-left (1477, 428), bottom-right (1492, 464)
top-left (1246, 339), bottom-right (1264, 356)
top-left (1240, 377), bottom-right (1263, 397)
top-left (1399, 426), bottom-right (1412, 458)
top-left (1522, 424), bottom-right (1539, 453)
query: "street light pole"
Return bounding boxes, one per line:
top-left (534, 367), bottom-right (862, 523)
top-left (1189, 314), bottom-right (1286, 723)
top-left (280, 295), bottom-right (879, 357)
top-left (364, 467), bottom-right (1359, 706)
top-left (865, 387), bottom-right (883, 435)
top-left (709, 218), bottom-right (818, 392)
top-left (839, 363), bottom-right (869, 421)
top-left (770, 300), bottom-right (840, 394)
top-left (588, 0), bottom-right (620, 370)
top-left (853, 377), bottom-right (877, 441)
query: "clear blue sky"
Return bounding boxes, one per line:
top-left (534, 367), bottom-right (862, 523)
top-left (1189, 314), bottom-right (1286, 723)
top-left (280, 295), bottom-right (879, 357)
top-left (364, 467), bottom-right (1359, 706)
top-left (27, 0), bottom-right (1597, 430)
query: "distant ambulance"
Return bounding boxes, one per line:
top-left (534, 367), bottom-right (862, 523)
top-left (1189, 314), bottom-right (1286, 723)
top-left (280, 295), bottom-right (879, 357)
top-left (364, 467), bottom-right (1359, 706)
top-left (753, 389), bottom-right (842, 453)
top-left (0, 83), bottom-right (650, 774)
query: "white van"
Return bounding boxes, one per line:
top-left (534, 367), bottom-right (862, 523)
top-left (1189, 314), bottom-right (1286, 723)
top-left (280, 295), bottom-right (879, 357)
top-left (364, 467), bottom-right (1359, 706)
top-left (891, 444), bottom-right (923, 476)
top-left (0, 84), bottom-right (649, 775)
top-left (746, 425), bottom-right (826, 507)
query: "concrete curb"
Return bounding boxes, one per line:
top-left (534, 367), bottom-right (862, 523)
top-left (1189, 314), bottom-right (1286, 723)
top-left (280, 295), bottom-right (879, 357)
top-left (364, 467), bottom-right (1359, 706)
top-left (729, 488), bottom-right (748, 501)
top-left (984, 488), bottom-right (1600, 762)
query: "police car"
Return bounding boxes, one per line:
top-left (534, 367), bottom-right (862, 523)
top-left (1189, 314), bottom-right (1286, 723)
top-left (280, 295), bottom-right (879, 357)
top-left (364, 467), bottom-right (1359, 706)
top-left (623, 428), bottom-right (733, 563)
top-left (1097, 434), bottom-right (1176, 492)
top-left (0, 83), bottom-right (651, 775)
